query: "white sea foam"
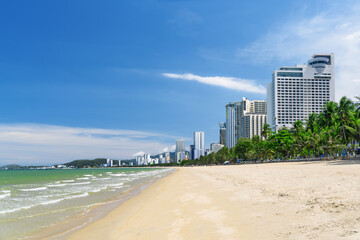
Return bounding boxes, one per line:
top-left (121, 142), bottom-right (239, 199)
top-left (107, 183), bottom-right (124, 187)
top-left (0, 190), bottom-right (10, 193)
top-left (46, 184), bottom-right (66, 187)
top-left (19, 187), bottom-right (47, 192)
top-left (110, 173), bottom-right (125, 177)
top-left (62, 180), bottom-right (75, 183)
top-left (93, 177), bottom-right (110, 180)
top-left (76, 177), bottom-right (89, 180)
top-left (69, 181), bottom-right (90, 186)
top-left (0, 204), bottom-right (34, 215)
top-left (0, 192), bottom-right (90, 215)
top-left (83, 175), bottom-right (93, 177)
top-left (0, 193), bottom-right (10, 199)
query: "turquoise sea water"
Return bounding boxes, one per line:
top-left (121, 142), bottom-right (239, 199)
top-left (0, 168), bottom-right (172, 240)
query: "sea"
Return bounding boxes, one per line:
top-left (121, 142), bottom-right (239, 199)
top-left (0, 167), bottom-right (173, 240)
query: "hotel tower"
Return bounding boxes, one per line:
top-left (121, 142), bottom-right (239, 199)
top-left (267, 54), bottom-right (335, 131)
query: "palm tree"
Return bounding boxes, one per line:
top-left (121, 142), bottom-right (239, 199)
top-left (337, 97), bottom-right (355, 148)
top-left (321, 101), bottom-right (338, 127)
top-left (306, 113), bottom-right (319, 133)
top-left (261, 123), bottom-right (272, 140)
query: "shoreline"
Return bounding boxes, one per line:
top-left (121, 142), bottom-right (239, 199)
top-left (66, 160), bottom-right (360, 240)
top-left (27, 168), bottom-right (176, 240)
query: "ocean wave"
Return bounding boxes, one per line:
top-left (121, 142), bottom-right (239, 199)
top-left (0, 192), bottom-right (90, 215)
top-left (110, 173), bottom-right (125, 177)
top-left (68, 181), bottom-right (91, 185)
top-left (89, 187), bottom-right (106, 193)
top-left (83, 175), bottom-right (93, 177)
top-left (107, 183), bottom-right (124, 188)
top-left (19, 187), bottom-right (47, 192)
top-left (61, 180), bottom-right (75, 183)
top-left (76, 177), bottom-right (89, 180)
top-left (93, 177), bottom-right (110, 181)
top-left (0, 193), bottom-right (10, 199)
top-left (46, 184), bottom-right (66, 187)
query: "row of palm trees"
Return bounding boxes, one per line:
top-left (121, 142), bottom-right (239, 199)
top-left (181, 96), bottom-right (359, 165)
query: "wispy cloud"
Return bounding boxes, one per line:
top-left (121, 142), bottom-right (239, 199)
top-left (163, 73), bottom-right (266, 94)
top-left (0, 123), bottom-right (181, 166)
top-left (237, 2), bottom-right (360, 100)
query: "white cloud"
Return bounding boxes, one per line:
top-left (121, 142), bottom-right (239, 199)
top-left (133, 151), bottom-right (146, 157)
top-left (237, 3), bottom-right (360, 100)
top-left (163, 73), bottom-right (266, 94)
top-left (159, 145), bottom-right (176, 154)
top-left (0, 123), bottom-right (180, 166)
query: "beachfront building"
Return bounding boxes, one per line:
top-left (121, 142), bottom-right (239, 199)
top-left (164, 152), bottom-right (170, 163)
top-left (193, 131), bottom-right (205, 159)
top-left (135, 153), bottom-right (151, 166)
top-left (267, 54), bottom-right (335, 131)
top-left (190, 144), bottom-right (195, 160)
top-left (237, 97), bottom-right (267, 139)
top-left (210, 143), bottom-right (224, 153)
top-left (219, 122), bottom-right (226, 146)
top-left (175, 139), bottom-right (186, 163)
top-left (225, 103), bottom-right (236, 148)
top-left (226, 98), bottom-right (267, 147)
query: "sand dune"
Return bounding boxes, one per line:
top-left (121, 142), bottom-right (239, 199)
top-left (66, 161), bottom-right (360, 240)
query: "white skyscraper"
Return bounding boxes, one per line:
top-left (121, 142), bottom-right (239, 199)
top-left (193, 131), bottom-right (205, 159)
top-left (225, 103), bottom-right (236, 148)
top-left (267, 54), bottom-right (335, 131)
top-left (226, 99), bottom-right (267, 147)
top-left (237, 98), bottom-right (267, 139)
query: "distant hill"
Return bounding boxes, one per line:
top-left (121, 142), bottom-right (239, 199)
top-left (64, 158), bottom-right (108, 168)
top-left (0, 164), bottom-right (24, 170)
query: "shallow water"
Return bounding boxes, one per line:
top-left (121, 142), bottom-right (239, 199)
top-left (0, 168), bottom-right (172, 240)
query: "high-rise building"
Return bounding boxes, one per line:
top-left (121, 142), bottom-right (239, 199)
top-left (226, 98), bottom-right (267, 146)
top-left (225, 103), bottom-right (236, 148)
top-left (219, 122), bottom-right (226, 146)
top-left (267, 54), bottom-right (335, 131)
top-left (193, 131), bottom-right (205, 159)
top-left (176, 139), bottom-right (185, 153)
top-left (190, 144), bottom-right (195, 160)
top-left (237, 97), bottom-right (267, 139)
top-left (175, 139), bottom-right (186, 162)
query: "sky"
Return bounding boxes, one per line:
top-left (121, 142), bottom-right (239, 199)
top-left (1, 0), bottom-right (360, 165)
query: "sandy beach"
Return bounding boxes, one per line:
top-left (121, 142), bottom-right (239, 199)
top-left (65, 160), bottom-right (360, 240)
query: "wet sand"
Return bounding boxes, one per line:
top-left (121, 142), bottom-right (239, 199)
top-left (65, 161), bottom-right (360, 240)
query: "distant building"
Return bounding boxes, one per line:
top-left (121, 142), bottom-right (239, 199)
top-left (106, 159), bottom-right (113, 167)
top-left (226, 98), bottom-right (267, 146)
top-left (205, 149), bottom-right (211, 156)
top-left (267, 53), bottom-right (335, 131)
top-left (193, 131), bottom-right (205, 159)
top-left (175, 139), bottom-right (186, 163)
top-left (176, 152), bottom-right (185, 163)
top-left (210, 143), bottom-right (224, 153)
top-left (159, 154), bottom-right (166, 164)
top-left (135, 153), bottom-right (151, 166)
top-left (225, 103), bottom-right (236, 148)
top-left (219, 122), bottom-right (226, 146)
top-left (190, 144), bottom-right (195, 160)
top-left (165, 152), bottom-right (170, 163)
top-left (237, 97), bottom-right (267, 139)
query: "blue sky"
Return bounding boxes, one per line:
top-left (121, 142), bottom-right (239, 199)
top-left (1, 0), bottom-right (360, 165)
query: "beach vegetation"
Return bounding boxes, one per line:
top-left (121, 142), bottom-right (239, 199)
top-left (181, 97), bottom-right (360, 166)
